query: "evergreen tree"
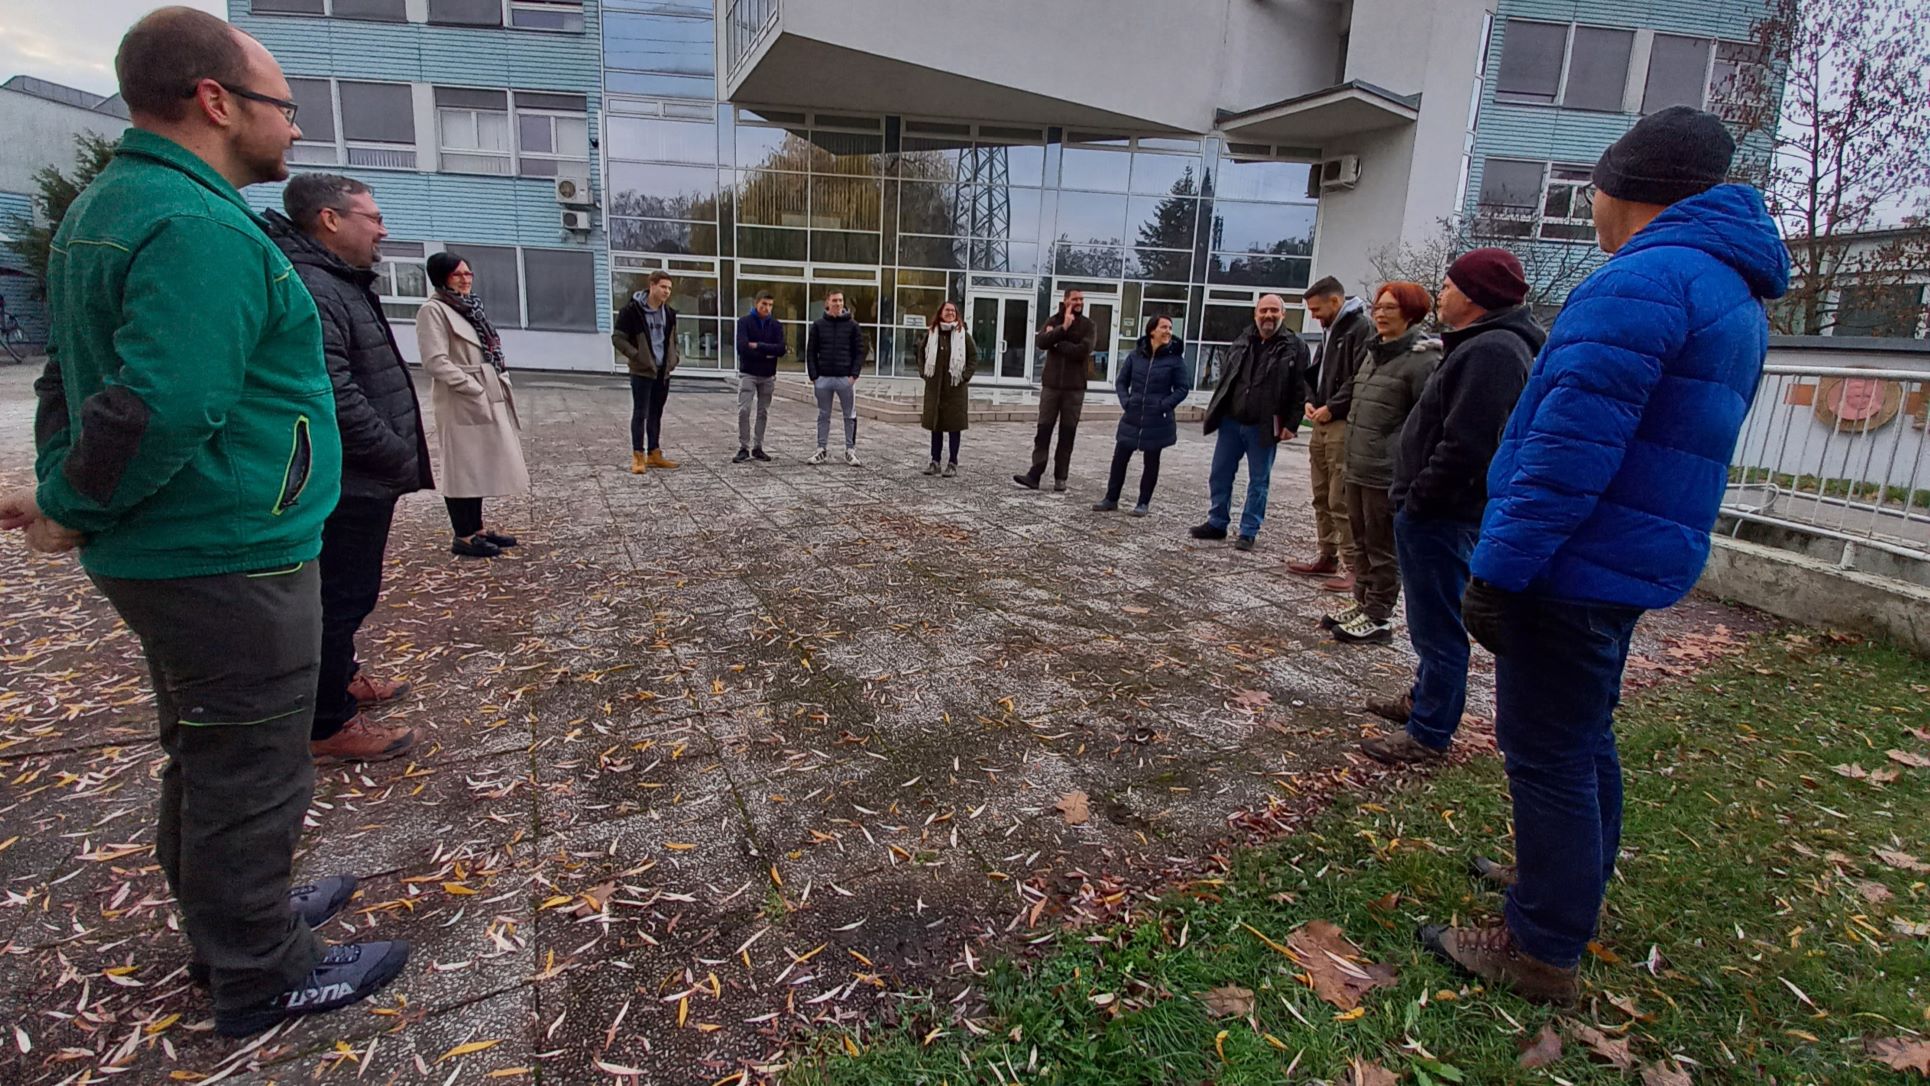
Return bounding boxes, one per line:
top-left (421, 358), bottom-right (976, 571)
top-left (6, 133), bottom-right (117, 300)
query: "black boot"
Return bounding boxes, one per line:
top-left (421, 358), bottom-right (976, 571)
top-left (214, 940), bottom-right (412, 1037)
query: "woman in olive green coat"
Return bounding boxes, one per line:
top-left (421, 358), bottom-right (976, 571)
top-left (918, 300), bottom-right (978, 476)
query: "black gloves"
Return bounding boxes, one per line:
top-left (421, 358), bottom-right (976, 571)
top-left (1461, 577), bottom-right (1510, 656)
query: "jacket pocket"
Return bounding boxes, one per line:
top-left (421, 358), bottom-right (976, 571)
top-left (272, 415), bottom-right (313, 516)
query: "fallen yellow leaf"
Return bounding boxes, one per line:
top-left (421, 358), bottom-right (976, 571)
top-left (439, 1039), bottom-right (502, 1061)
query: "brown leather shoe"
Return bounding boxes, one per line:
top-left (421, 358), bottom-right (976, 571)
top-left (1418, 921), bottom-right (1577, 1005)
top-left (345, 671), bottom-right (412, 707)
top-left (1287, 554), bottom-right (1339, 576)
top-left (646, 450), bottom-right (680, 470)
top-left (311, 714), bottom-right (419, 765)
top-left (1470, 855), bottom-right (1518, 889)
top-left (1359, 729), bottom-right (1448, 766)
top-left (630, 451), bottom-right (648, 475)
top-left (1364, 693), bottom-right (1411, 725)
top-left (1320, 571), bottom-right (1356, 592)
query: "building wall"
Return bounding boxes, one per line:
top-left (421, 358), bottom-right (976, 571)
top-left (0, 88), bottom-right (124, 197)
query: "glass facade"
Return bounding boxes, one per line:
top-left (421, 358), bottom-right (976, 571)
top-left (603, 5), bottom-right (1317, 389)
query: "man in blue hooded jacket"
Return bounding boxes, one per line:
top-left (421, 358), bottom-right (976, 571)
top-left (1419, 106), bottom-right (1789, 1003)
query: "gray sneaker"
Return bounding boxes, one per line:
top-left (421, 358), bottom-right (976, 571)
top-left (923, 460), bottom-right (941, 475)
top-left (941, 462), bottom-right (957, 477)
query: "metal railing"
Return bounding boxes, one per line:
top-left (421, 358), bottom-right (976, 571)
top-left (1725, 361), bottom-right (1930, 562)
top-left (725, 0), bottom-right (780, 75)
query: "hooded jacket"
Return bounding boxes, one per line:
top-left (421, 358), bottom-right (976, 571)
top-left (1391, 304), bottom-right (1544, 523)
top-left (264, 210), bottom-right (433, 503)
top-left (1309, 297), bottom-right (1372, 420)
top-left (806, 311), bottom-right (866, 379)
top-left (1343, 327), bottom-right (1441, 488)
top-left (1112, 334), bottom-right (1190, 451)
top-left (1472, 183), bottom-right (1791, 608)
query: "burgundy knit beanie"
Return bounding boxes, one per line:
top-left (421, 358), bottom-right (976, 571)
top-left (1447, 248), bottom-right (1529, 310)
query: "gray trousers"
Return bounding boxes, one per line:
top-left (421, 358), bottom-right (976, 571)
top-left (91, 562), bottom-right (324, 1010)
top-left (737, 374), bottom-right (775, 449)
top-left (814, 375), bottom-right (857, 450)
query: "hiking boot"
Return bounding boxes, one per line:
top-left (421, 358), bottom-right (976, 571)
top-left (844, 448), bottom-right (862, 466)
top-left (941, 462), bottom-right (957, 478)
top-left (1287, 554), bottom-right (1339, 576)
top-left (1470, 855), bottom-right (1519, 889)
top-left (1012, 473), bottom-right (1040, 490)
top-left (1359, 730), bottom-right (1449, 766)
top-left (733, 448), bottom-right (751, 464)
top-left (923, 460), bottom-right (941, 476)
top-left (751, 447), bottom-right (772, 462)
top-left (1364, 693), bottom-right (1412, 725)
top-left (191, 876), bottom-right (360, 986)
top-left (481, 530), bottom-right (517, 549)
top-left (1417, 922), bottom-right (1576, 1006)
top-left (345, 672), bottom-right (411, 707)
top-left (1320, 602), bottom-right (1364, 630)
top-left (647, 450), bottom-right (679, 470)
top-left (450, 535), bottom-right (500, 559)
top-left (1092, 498), bottom-right (1119, 512)
top-left (1332, 611), bottom-right (1394, 644)
top-left (1234, 536), bottom-right (1256, 552)
top-left (312, 714), bottom-right (419, 766)
top-left (807, 448), bottom-right (828, 465)
top-left (1321, 571), bottom-right (1356, 593)
top-left (213, 940), bottom-right (412, 1038)
top-left (1052, 479), bottom-right (1067, 492)
top-left (1130, 502), bottom-right (1150, 517)
top-left (629, 451), bottom-right (648, 475)
top-left (1189, 523), bottom-right (1228, 541)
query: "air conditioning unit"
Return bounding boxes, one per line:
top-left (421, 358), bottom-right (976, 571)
top-left (1317, 155), bottom-right (1362, 192)
top-left (554, 175), bottom-right (594, 206)
top-left (560, 208), bottom-right (592, 232)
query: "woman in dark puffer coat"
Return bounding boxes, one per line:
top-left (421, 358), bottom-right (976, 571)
top-left (1094, 315), bottom-right (1189, 516)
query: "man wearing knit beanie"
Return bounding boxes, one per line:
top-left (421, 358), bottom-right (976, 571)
top-left (1419, 107), bottom-right (1789, 1004)
top-left (1361, 248), bottom-right (1542, 768)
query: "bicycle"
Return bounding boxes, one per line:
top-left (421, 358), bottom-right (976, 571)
top-left (0, 310), bottom-right (25, 363)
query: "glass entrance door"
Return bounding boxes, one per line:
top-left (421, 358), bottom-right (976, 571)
top-left (968, 292), bottom-right (1036, 384)
top-left (1081, 295), bottom-right (1120, 385)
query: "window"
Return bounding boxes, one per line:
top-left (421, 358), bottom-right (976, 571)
top-left (1495, 19), bottom-right (1633, 111)
top-left (252, 0), bottom-right (324, 12)
top-left (1644, 36), bottom-right (1764, 117)
top-left (450, 245), bottom-right (521, 326)
top-left (1474, 158), bottom-right (1544, 237)
top-left (1707, 42), bottom-right (1766, 121)
top-left (437, 88), bottom-right (511, 175)
top-left (287, 78), bottom-right (337, 164)
top-left (607, 115), bottom-right (716, 164)
top-left (1563, 27), bottom-right (1633, 111)
top-left (604, 10), bottom-right (716, 100)
top-left (514, 92), bottom-right (589, 178)
top-left (1538, 166), bottom-right (1596, 241)
top-left (1835, 285), bottom-right (1925, 339)
top-left (509, 0), bottom-right (584, 31)
top-left (331, 0), bottom-right (405, 19)
top-left (523, 248), bottom-right (598, 330)
top-left (1494, 20), bottom-right (1566, 104)
top-left (373, 242), bottom-right (429, 322)
top-left (338, 81), bottom-right (417, 168)
top-left (428, 0), bottom-right (502, 26)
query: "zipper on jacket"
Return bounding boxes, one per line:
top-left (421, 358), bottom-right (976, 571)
top-left (272, 415), bottom-right (313, 516)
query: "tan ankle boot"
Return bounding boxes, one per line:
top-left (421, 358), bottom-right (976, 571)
top-left (1418, 921), bottom-right (1577, 1005)
top-left (647, 450), bottom-right (679, 470)
top-left (630, 451), bottom-right (648, 474)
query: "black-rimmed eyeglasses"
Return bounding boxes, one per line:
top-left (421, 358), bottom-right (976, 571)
top-left (185, 81), bottom-right (299, 125)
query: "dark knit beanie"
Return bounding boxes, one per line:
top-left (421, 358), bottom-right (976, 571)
top-left (1593, 106), bottom-right (1735, 206)
top-left (1447, 248), bottom-right (1529, 310)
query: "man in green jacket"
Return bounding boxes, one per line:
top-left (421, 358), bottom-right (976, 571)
top-left (0, 7), bottom-right (409, 1037)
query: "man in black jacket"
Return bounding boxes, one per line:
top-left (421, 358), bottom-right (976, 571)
top-left (1191, 294), bottom-right (1309, 550)
top-left (1289, 276), bottom-right (1372, 589)
top-left (805, 290), bottom-right (866, 465)
top-left (1014, 287), bottom-right (1096, 492)
top-left (1362, 249), bottom-right (1542, 766)
top-left (267, 174), bottom-right (430, 764)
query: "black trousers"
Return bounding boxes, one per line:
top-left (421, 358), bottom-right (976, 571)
top-left (929, 430), bottom-right (961, 463)
top-left (630, 373), bottom-right (671, 452)
top-left (1104, 442), bottom-right (1162, 505)
top-left (314, 495), bottom-right (397, 740)
top-left (91, 563), bottom-right (324, 1011)
top-left (446, 497), bottom-right (484, 537)
top-left (1026, 385), bottom-right (1086, 482)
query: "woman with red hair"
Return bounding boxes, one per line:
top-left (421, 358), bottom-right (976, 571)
top-left (1328, 281), bottom-right (1442, 643)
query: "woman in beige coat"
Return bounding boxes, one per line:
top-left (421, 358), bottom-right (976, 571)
top-left (417, 251), bottom-right (530, 558)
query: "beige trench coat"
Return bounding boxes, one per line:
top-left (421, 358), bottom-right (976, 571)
top-left (415, 298), bottom-right (530, 499)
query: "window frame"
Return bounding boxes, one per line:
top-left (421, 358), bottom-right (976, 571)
top-left (514, 106), bottom-right (592, 178)
top-left (373, 243), bottom-right (431, 323)
top-left (437, 102), bottom-right (515, 176)
top-left (1493, 18), bottom-right (1636, 113)
top-left (291, 79), bottom-right (418, 171)
top-left (507, 0), bottom-right (585, 33)
top-left (1536, 165), bottom-right (1597, 242)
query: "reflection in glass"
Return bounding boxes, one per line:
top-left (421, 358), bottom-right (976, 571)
top-left (898, 180), bottom-right (964, 236)
top-left (1052, 245), bottom-right (1124, 278)
top-left (810, 231), bottom-right (881, 265)
top-left (609, 218), bottom-right (718, 255)
top-left (1054, 191), bottom-right (1129, 246)
top-left (607, 162), bottom-right (718, 219)
top-left (735, 226), bottom-right (807, 261)
top-left (1208, 253), bottom-right (1312, 289)
top-left (1211, 158), bottom-right (1315, 202)
top-left (603, 12), bottom-right (715, 76)
top-left (896, 287), bottom-right (948, 328)
top-left (970, 240), bottom-right (1039, 274)
top-left (736, 170), bottom-right (808, 226)
top-left (1059, 146), bottom-right (1132, 192)
top-left (1207, 200), bottom-right (1317, 254)
top-left (811, 130), bottom-right (887, 175)
top-left (604, 71), bottom-right (716, 100)
top-left (999, 187), bottom-right (1042, 241)
top-left (900, 136), bottom-right (967, 181)
top-left (735, 123), bottom-right (808, 169)
top-left (977, 138), bottom-right (1045, 187)
top-left (811, 285), bottom-right (879, 324)
top-left (1128, 248), bottom-right (1192, 282)
top-left (1129, 152), bottom-right (1201, 196)
top-left (809, 176), bottom-right (883, 231)
top-left (606, 115), bottom-right (716, 164)
top-left (897, 235), bottom-right (967, 270)
top-left (1201, 303), bottom-right (1255, 342)
top-left (1128, 193), bottom-right (1198, 252)
top-left (735, 278), bottom-right (808, 322)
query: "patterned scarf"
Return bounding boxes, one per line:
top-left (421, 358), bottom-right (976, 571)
top-left (437, 289), bottom-right (505, 372)
top-left (923, 323), bottom-right (968, 385)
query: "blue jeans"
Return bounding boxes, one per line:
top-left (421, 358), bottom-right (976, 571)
top-left (1394, 509), bottom-right (1478, 750)
top-left (1493, 593), bottom-right (1642, 968)
top-left (1206, 422), bottom-right (1277, 539)
top-left (814, 376), bottom-right (856, 450)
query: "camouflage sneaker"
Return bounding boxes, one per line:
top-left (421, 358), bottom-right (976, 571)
top-left (1417, 921), bottom-right (1577, 1006)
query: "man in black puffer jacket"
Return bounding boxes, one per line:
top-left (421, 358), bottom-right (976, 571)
top-left (1361, 248), bottom-right (1542, 767)
top-left (266, 174), bottom-right (431, 765)
top-left (1190, 294), bottom-right (1309, 550)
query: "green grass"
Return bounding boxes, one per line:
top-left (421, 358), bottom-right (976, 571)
top-left (786, 634), bottom-right (1930, 1084)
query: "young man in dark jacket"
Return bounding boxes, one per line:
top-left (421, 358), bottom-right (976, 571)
top-left (0, 9), bottom-right (408, 1036)
top-left (1421, 108), bottom-right (1789, 1004)
top-left (733, 291), bottom-right (787, 462)
top-left (1289, 277), bottom-right (1372, 589)
top-left (266, 173), bottom-right (431, 766)
top-left (1014, 287), bottom-right (1096, 492)
top-left (1190, 294), bottom-right (1309, 550)
top-left (805, 290), bottom-right (866, 465)
top-left (1360, 249), bottom-right (1541, 767)
top-left (613, 270), bottom-right (680, 474)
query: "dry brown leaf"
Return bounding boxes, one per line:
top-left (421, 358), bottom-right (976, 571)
top-left (1347, 1059), bottom-right (1399, 1086)
top-left (1865, 1036), bottom-right (1930, 1073)
top-left (1641, 1059), bottom-right (1694, 1085)
top-left (1908, 726), bottom-right (1930, 743)
top-left (1284, 920), bottom-right (1398, 1010)
top-left (1055, 791), bottom-right (1090, 826)
top-left (1230, 688), bottom-right (1274, 710)
top-left (1517, 1023), bottom-right (1563, 1068)
top-left (1832, 763), bottom-right (1870, 780)
top-left (1891, 917), bottom-right (1930, 937)
top-left (1367, 892), bottom-right (1402, 913)
top-left (1877, 849), bottom-right (1930, 874)
top-left (1886, 748), bottom-right (1930, 769)
top-left (571, 881), bottom-right (618, 918)
top-left (1871, 766), bottom-right (1902, 784)
top-left (1120, 605), bottom-right (1150, 615)
top-left (1854, 880), bottom-right (1895, 905)
top-left (1198, 984), bottom-right (1255, 1018)
top-left (1608, 992), bottom-right (1655, 1022)
top-left (1567, 1022), bottom-right (1638, 1071)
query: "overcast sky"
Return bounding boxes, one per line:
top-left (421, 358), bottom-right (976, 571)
top-left (0, 0), bottom-right (224, 97)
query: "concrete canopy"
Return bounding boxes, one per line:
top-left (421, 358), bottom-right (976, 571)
top-left (1216, 81), bottom-right (1420, 146)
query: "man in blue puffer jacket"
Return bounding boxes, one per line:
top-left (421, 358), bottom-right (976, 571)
top-left (1420, 106), bottom-right (1790, 1004)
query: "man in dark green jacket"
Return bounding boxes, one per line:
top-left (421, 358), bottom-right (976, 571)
top-left (0, 7), bottom-right (408, 1038)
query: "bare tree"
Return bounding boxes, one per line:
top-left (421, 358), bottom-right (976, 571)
top-left (1732, 0), bottom-right (1930, 335)
top-left (1367, 213), bottom-right (1601, 323)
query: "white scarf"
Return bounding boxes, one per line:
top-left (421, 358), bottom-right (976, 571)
top-left (923, 323), bottom-right (968, 385)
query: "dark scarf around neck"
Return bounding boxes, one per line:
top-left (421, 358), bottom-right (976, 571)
top-left (438, 289), bottom-right (505, 371)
